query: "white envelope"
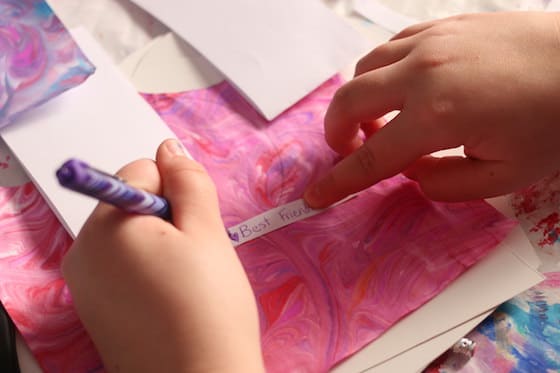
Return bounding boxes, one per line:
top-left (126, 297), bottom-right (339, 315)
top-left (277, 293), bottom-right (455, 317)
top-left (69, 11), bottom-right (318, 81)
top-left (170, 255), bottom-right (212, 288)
top-left (129, 0), bottom-right (368, 120)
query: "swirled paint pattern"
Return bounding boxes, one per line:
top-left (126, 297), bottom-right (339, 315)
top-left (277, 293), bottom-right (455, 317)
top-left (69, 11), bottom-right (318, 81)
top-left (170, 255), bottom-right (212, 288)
top-left (142, 76), bottom-right (516, 372)
top-left (0, 183), bottom-right (101, 372)
top-left (0, 76), bottom-right (514, 372)
top-left (0, 0), bottom-right (94, 127)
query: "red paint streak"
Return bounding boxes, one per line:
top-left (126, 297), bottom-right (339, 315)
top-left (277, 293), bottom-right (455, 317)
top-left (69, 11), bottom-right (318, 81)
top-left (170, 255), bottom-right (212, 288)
top-left (318, 246), bottom-right (331, 264)
top-left (142, 93), bottom-right (177, 111)
top-left (542, 271), bottom-right (560, 288)
top-left (514, 184), bottom-right (540, 215)
top-left (255, 143), bottom-right (296, 207)
top-left (351, 262), bottom-right (379, 309)
top-left (259, 276), bottom-right (302, 326)
top-left (530, 212), bottom-right (560, 247)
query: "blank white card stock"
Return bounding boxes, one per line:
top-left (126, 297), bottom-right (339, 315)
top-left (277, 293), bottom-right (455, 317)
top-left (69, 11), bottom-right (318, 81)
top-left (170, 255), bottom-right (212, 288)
top-left (0, 28), bottom-right (180, 238)
top-left (353, 0), bottom-right (417, 34)
top-left (548, 0), bottom-right (560, 10)
top-left (130, 0), bottom-right (368, 120)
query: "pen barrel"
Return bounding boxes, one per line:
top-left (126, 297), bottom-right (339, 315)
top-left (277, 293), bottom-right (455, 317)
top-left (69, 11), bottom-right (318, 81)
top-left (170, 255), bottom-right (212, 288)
top-left (57, 159), bottom-right (170, 219)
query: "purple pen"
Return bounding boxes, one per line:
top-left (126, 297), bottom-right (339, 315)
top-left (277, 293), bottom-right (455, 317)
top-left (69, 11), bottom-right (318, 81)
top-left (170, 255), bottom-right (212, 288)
top-left (56, 158), bottom-right (171, 219)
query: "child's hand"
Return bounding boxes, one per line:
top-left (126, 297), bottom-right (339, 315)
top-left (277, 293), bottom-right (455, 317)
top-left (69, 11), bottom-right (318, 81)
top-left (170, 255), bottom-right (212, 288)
top-left (305, 12), bottom-right (560, 208)
top-left (62, 139), bottom-right (264, 373)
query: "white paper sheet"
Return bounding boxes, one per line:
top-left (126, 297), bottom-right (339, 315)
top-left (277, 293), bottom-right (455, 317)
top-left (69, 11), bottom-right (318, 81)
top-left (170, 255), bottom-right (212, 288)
top-left (353, 0), bottom-right (417, 33)
top-left (119, 33), bottom-right (225, 93)
top-left (365, 312), bottom-right (492, 373)
top-left (353, 0), bottom-right (551, 33)
top-left (0, 28), bottom-right (180, 238)
top-left (547, 0), bottom-right (560, 10)
top-left (129, 0), bottom-right (367, 120)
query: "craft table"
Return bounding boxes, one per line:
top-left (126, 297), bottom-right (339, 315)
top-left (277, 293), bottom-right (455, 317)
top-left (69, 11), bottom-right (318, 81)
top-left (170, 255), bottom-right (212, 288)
top-left (0, 0), bottom-right (559, 372)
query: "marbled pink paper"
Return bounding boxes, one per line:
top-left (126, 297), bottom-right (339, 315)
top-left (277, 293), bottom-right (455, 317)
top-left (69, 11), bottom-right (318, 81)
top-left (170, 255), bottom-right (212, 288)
top-left (142, 76), bottom-right (517, 372)
top-left (0, 183), bottom-right (101, 372)
top-left (0, 76), bottom-right (515, 373)
top-left (0, 0), bottom-right (94, 127)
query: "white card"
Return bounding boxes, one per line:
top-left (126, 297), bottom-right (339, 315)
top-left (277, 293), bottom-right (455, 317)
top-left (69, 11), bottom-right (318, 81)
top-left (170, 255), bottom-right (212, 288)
top-left (130, 0), bottom-right (368, 120)
top-left (547, 0), bottom-right (560, 10)
top-left (353, 0), bottom-right (417, 34)
top-left (0, 28), bottom-right (180, 238)
top-left (353, 0), bottom-right (551, 34)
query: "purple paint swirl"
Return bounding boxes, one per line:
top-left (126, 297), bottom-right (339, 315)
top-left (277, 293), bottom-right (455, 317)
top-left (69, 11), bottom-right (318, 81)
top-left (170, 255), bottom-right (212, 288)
top-left (143, 76), bottom-right (517, 372)
top-left (0, 0), bottom-right (94, 127)
top-left (0, 76), bottom-right (516, 373)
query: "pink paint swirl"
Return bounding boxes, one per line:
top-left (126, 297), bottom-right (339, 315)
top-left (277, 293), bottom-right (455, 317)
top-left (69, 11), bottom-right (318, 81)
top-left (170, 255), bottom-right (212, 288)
top-left (0, 0), bottom-right (94, 127)
top-left (0, 183), bottom-right (102, 372)
top-left (512, 172), bottom-right (560, 249)
top-left (0, 76), bottom-right (515, 372)
top-left (143, 76), bottom-right (516, 372)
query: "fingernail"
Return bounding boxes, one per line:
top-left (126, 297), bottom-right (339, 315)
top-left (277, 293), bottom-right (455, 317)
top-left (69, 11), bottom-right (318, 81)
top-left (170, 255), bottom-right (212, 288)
top-left (166, 139), bottom-right (187, 157)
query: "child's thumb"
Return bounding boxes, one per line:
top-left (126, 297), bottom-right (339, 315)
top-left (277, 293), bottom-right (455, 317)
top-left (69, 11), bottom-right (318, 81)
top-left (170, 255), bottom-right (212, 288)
top-left (155, 139), bottom-right (222, 232)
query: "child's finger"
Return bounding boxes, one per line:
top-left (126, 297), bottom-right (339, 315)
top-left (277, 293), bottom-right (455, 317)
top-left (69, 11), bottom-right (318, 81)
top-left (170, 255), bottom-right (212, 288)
top-left (324, 65), bottom-right (404, 156)
top-left (405, 156), bottom-right (520, 201)
top-left (114, 159), bottom-right (161, 195)
top-left (305, 112), bottom-right (440, 208)
top-left (155, 139), bottom-right (222, 233)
